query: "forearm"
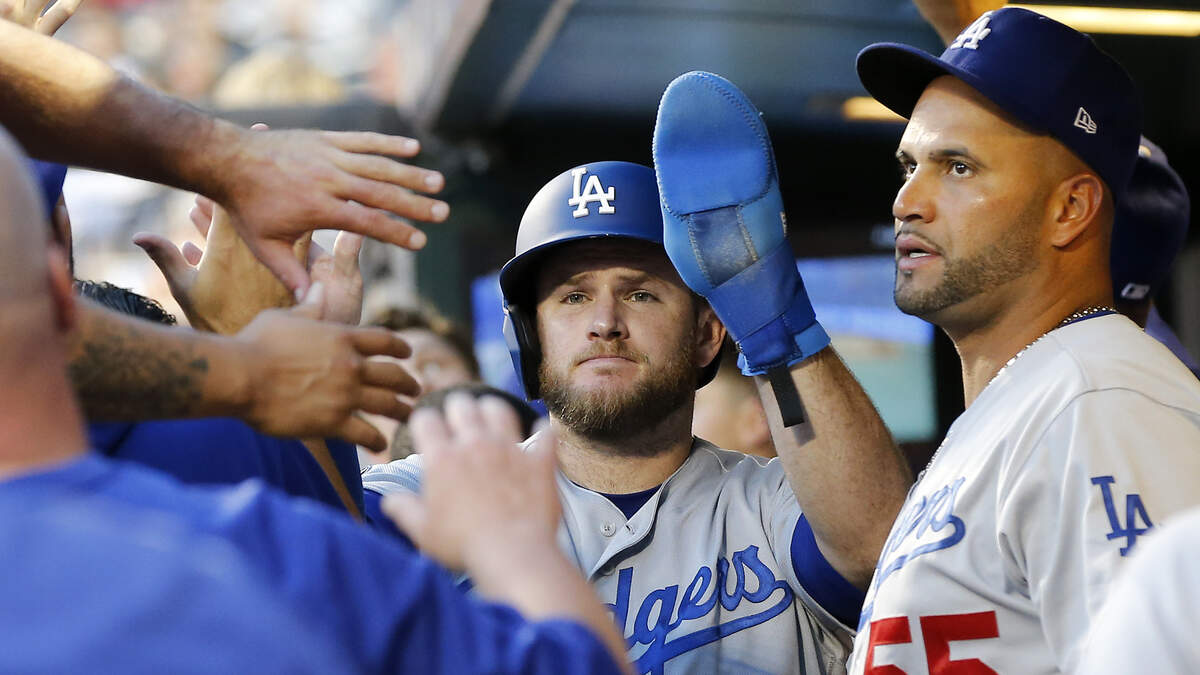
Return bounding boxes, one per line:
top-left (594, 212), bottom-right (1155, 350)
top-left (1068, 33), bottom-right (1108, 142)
top-left (470, 545), bottom-right (632, 675)
top-left (69, 300), bottom-right (250, 421)
top-left (760, 347), bottom-right (913, 588)
top-left (0, 21), bottom-right (240, 198)
top-left (914, 0), bottom-right (1006, 44)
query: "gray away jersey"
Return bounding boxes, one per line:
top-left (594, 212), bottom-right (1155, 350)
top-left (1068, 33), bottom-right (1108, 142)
top-left (848, 314), bottom-right (1200, 674)
top-left (364, 440), bottom-right (854, 674)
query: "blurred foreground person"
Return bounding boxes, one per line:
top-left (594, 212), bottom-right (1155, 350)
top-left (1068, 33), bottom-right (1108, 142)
top-left (0, 126), bottom-right (630, 675)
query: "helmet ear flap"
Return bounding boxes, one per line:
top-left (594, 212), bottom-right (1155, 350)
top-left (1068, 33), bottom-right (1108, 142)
top-left (503, 304), bottom-right (542, 401)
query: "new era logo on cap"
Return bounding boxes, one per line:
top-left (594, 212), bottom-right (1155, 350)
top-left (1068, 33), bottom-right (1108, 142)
top-left (1075, 108), bottom-right (1098, 134)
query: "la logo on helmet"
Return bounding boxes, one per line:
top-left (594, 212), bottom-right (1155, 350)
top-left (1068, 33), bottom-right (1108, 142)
top-left (568, 166), bottom-right (616, 217)
top-left (950, 12), bottom-right (993, 50)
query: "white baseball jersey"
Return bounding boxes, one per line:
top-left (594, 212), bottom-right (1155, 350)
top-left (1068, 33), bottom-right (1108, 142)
top-left (364, 440), bottom-right (854, 674)
top-left (847, 314), bottom-right (1200, 674)
top-left (1078, 505), bottom-right (1200, 674)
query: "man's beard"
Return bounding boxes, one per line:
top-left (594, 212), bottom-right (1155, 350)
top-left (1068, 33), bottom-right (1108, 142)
top-left (894, 205), bottom-right (1040, 319)
top-left (539, 339), bottom-right (697, 451)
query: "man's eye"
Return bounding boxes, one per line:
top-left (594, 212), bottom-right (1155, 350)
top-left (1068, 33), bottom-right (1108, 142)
top-left (629, 291), bottom-right (654, 302)
top-left (950, 161), bottom-right (972, 176)
top-left (898, 162), bottom-right (916, 181)
top-left (563, 292), bottom-right (587, 304)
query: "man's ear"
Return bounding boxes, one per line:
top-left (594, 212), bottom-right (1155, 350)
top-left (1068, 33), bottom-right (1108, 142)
top-left (46, 243), bottom-right (76, 333)
top-left (695, 305), bottom-right (726, 370)
top-left (1049, 173), bottom-right (1106, 249)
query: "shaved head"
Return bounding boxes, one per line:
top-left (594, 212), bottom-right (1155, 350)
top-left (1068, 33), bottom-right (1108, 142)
top-left (0, 127), bottom-right (51, 301)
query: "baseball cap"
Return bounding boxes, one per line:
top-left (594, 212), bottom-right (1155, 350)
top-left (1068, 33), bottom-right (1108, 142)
top-left (856, 7), bottom-right (1142, 198)
top-left (1111, 138), bottom-right (1190, 301)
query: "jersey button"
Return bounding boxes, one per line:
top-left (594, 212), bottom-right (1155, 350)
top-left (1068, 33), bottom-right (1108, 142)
top-left (601, 522), bottom-right (616, 537)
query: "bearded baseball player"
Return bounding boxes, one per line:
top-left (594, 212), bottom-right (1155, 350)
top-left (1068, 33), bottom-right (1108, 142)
top-left (367, 79), bottom-right (915, 672)
top-left (845, 8), bottom-right (1200, 673)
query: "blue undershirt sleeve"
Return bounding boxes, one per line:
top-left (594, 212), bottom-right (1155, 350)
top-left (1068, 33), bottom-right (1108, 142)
top-left (790, 515), bottom-right (866, 628)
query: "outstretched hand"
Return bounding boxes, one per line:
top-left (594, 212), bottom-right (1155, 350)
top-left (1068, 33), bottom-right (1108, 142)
top-left (384, 395), bottom-right (560, 572)
top-left (233, 283), bottom-right (419, 450)
top-left (0, 0), bottom-right (84, 35)
top-left (137, 189), bottom-right (366, 332)
top-left (382, 401), bottom-right (634, 673)
top-left (134, 194), bottom-right (304, 334)
top-left (210, 127), bottom-right (448, 297)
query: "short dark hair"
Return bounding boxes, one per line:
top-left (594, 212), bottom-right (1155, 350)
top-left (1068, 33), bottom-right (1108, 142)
top-left (75, 280), bottom-right (176, 326)
top-left (368, 304), bottom-right (480, 378)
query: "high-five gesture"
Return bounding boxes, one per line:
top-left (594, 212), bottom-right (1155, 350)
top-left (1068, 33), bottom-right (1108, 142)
top-left (0, 21), bottom-right (449, 295)
top-left (0, 0), bottom-right (84, 35)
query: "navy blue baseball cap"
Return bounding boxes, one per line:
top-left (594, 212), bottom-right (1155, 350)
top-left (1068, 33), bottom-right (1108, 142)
top-left (857, 7), bottom-right (1142, 198)
top-left (1111, 138), bottom-right (1190, 301)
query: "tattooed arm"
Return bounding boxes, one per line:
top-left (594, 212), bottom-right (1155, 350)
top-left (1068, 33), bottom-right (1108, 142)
top-left (69, 293), bottom-right (419, 450)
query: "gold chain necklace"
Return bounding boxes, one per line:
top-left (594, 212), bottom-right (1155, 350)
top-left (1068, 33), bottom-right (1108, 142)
top-left (919, 305), bottom-right (1116, 478)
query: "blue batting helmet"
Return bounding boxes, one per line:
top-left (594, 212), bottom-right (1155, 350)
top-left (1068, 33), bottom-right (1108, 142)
top-left (499, 161), bottom-right (721, 400)
top-left (1111, 138), bottom-right (1190, 302)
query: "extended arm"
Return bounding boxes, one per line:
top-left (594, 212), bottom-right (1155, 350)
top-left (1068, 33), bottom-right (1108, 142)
top-left (0, 21), bottom-right (446, 293)
top-left (757, 350), bottom-right (911, 587)
top-left (69, 290), bottom-right (418, 451)
top-left (653, 71), bottom-right (912, 590)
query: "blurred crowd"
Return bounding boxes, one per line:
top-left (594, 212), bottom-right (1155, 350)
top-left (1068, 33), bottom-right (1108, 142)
top-left (56, 0), bottom-right (429, 319)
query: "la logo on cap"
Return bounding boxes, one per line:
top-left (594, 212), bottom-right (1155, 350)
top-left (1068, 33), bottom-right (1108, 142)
top-left (1074, 107), bottom-right (1098, 134)
top-left (950, 12), bottom-right (993, 50)
top-left (568, 166), bottom-right (616, 217)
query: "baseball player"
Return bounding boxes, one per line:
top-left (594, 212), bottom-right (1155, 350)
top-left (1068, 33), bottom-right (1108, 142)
top-left (845, 8), bottom-right (1200, 673)
top-left (915, 0), bottom-right (1198, 377)
top-left (368, 82), bottom-right (915, 671)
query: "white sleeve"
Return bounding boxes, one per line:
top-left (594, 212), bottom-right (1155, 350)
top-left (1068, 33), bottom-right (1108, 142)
top-left (995, 389), bottom-right (1200, 672)
top-left (361, 455), bottom-right (424, 495)
top-left (1078, 506), bottom-right (1200, 674)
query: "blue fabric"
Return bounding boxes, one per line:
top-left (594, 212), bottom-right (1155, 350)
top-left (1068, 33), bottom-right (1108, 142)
top-left (790, 516), bottom-right (866, 629)
top-left (26, 159), bottom-right (67, 218)
top-left (653, 71), bottom-right (828, 374)
top-left (4, 454), bottom-right (624, 675)
top-left (0, 495), bottom-right (350, 673)
top-left (362, 487), bottom-right (415, 546)
top-left (89, 419), bottom-right (363, 515)
top-left (599, 486), bottom-right (658, 521)
top-left (1145, 306), bottom-right (1200, 379)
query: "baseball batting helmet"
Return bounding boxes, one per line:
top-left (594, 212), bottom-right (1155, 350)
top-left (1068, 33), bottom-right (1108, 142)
top-left (1111, 138), bottom-right (1190, 302)
top-left (499, 161), bottom-right (722, 400)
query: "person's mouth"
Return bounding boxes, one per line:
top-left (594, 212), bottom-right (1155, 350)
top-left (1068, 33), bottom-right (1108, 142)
top-left (895, 233), bottom-right (942, 272)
